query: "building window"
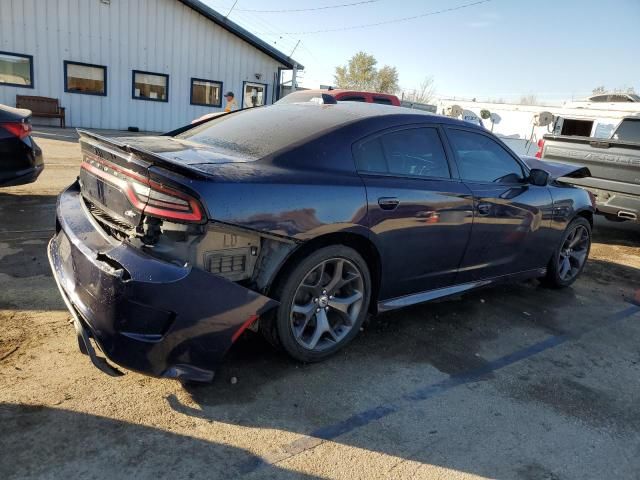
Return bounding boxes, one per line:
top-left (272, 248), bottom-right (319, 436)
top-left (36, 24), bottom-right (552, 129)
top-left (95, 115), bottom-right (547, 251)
top-left (132, 70), bottom-right (169, 102)
top-left (190, 78), bottom-right (222, 107)
top-left (0, 51), bottom-right (34, 88)
top-left (242, 82), bottom-right (267, 108)
top-left (64, 61), bottom-right (107, 96)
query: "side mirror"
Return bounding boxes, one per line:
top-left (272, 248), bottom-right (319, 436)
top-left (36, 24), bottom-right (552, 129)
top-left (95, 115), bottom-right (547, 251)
top-left (529, 168), bottom-right (550, 186)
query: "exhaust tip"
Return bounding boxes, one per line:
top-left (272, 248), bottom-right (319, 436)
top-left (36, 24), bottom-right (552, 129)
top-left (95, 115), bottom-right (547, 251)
top-left (617, 210), bottom-right (637, 221)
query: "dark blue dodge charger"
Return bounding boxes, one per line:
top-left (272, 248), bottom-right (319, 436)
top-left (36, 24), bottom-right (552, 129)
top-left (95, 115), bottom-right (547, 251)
top-left (48, 102), bottom-right (594, 382)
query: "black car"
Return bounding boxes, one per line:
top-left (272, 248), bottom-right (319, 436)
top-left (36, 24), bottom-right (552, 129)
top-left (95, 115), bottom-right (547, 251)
top-left (0, 104), bottom-right (43, 186)
top-left (48, 103), bottom-right (594, 382)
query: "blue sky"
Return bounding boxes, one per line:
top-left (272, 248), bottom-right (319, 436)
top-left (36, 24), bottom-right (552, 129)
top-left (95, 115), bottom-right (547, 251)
top-left (203, 0), bottom-right (640, 102)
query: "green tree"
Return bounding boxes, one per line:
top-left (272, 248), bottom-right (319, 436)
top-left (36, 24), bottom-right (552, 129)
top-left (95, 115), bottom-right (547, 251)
top-left (376, 66), bottom-right (399, 94)
top-left (334, 52), bottom-right (399, 93)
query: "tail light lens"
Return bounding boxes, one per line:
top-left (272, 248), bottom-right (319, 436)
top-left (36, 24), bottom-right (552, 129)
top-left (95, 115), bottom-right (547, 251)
top-left (129, 179), bottom-right (203, 222)
top-left (81, 155), bottom-right (204, 223)
top-left (1, 120), bottom-right (32, 140)
top-left (534, 139), bottom-right (545, 158)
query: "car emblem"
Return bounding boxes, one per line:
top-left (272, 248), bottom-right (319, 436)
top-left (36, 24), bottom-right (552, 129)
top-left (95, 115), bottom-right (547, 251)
top-left (124, 210), bottom-right (137, 218)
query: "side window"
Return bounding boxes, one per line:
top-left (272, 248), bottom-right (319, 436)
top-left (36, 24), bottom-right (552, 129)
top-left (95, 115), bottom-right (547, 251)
top-left (354, 128), bottom-right (450, 179)
top-left (447, 129), bottom-right (524, 183)
top-left (373, 97), bottom-right (392, 105)
top-left (382, 128), bottom-right (450, 178)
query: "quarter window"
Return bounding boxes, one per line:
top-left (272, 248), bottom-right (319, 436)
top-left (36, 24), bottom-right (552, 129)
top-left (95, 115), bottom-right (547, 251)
top-left (447, 129), bottom-right (525, 183)
top-left (133, 70), bottom-right (169, 102)
top-left (0, 51), bottom-right (33, 88)
top-left (243, 82), bottom-right (266, 108)
top-left (191, 78), bottom-right (222, 107)
top-left (354, 128), bottom-right (450, 179)
top-left (64, 61), bottom-right (106, 96)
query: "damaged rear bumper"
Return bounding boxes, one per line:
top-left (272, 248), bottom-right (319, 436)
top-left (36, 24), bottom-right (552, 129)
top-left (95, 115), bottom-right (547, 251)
top-left (48, 182), bottom-right (278, 382)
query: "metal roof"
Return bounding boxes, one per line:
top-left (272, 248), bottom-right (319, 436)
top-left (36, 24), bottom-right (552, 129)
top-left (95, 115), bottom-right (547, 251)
top-left (178, 0), bottom-right (304, 70)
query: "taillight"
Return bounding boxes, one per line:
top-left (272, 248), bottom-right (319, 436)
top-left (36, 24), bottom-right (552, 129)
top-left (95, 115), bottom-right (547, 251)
top-left (534, 139), bottom-right (545, 158)
top-left (129, 178), bottom-right (204, 222)
top-left (1, 121), bottom-right (32, 140)
top-left (81, 155), bottom-right (204, 223)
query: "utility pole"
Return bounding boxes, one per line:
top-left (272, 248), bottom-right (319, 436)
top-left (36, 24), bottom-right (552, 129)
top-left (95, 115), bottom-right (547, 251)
top-left (290, 40), bottom-right (301, 92)
top-left (292, 64), bottom-right (298, 91)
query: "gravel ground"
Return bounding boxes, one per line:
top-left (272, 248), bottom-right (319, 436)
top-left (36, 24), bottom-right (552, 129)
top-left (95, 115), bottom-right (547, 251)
top-left (1, 128), bottom-right (639, 479)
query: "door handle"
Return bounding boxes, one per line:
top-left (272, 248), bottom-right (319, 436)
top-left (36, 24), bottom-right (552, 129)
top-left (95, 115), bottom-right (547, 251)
top-left (476, 203), bottom-right (491, 216)
top-left (378, 197), bottom-right (400, 210)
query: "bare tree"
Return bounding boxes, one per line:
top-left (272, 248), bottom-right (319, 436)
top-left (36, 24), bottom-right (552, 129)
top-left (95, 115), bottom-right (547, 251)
top-left (404, 76), bottom-right (436, 104)
top-left (592, 85), bottom-right (606, 95)
top-left (519, 94), bottom-right (538, 105)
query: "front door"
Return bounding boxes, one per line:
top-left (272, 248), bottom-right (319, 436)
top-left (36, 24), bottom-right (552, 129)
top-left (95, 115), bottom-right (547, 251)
top-left (443, 127), bottom-right (555, 282)
top-left (353, 126), bottom-right (474, 300)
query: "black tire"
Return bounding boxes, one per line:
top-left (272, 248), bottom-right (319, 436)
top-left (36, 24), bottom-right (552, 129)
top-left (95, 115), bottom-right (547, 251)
top-left (261, 245), bottom-right (371, 363)
top-left (542, 217), bottom-right (591, 288)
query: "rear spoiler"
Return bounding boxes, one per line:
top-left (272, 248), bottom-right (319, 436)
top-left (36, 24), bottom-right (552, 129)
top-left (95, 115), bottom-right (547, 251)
top-left (76, 129), bottom-right (210, 179)
top-left (521, 155), bottom-right (591, 180)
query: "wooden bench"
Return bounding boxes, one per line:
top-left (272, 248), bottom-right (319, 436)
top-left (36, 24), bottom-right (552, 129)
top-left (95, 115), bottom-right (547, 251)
top-left (16, 95), bottom-right (66, 128)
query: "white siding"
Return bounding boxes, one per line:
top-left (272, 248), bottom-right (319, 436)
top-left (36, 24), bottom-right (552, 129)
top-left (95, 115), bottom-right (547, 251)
top-left (0, 0), bottom-right (285, 131)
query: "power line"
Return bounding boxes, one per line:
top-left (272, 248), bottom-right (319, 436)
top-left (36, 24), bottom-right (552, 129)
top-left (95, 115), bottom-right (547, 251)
top-left (234, 0), bottom-right (379, 13)
top-left (225, 0), bottom-right (238, 17)
top-left (263, 0), bottom-right (492, 35)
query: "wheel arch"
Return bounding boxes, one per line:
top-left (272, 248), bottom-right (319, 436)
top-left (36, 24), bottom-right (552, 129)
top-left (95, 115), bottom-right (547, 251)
top-left (264, 232), bottom-right (382, 313)
top-left (575, 208), bottom-right (594, 228)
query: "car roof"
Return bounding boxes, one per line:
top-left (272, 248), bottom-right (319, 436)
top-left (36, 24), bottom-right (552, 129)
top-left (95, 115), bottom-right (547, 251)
top-left (297, 89), bottom-right (398, 98)
top-left (268, 101), bottom-right (475, 128)
top-left (179, 102), bottom-right (481, 163)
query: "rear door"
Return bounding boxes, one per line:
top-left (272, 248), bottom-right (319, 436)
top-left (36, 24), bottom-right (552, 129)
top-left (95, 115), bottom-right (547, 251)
top-left (354, 125), bottom-right (474, 300)
top-left (443, 127), bottom-right (554, 281)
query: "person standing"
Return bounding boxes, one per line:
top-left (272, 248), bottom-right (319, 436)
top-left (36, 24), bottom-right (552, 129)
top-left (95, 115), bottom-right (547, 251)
top-left (224, 91), bottom-right (238, 113)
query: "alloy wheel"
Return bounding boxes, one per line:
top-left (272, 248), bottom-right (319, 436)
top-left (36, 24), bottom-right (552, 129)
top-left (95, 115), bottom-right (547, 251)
top-left (557, 224), bottom-right (589, 281)
top-left (290, 257), bottom-right (364, 351)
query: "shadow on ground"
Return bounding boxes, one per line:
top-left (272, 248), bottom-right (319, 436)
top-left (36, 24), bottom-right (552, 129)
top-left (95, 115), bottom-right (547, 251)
top-left (593, 216), bottom-right (639, 247)
top-left (0, 403), bottom-right (322, 479)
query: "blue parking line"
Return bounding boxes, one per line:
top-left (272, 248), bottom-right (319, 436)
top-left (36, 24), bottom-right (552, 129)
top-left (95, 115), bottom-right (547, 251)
top-left (234, 304), bottom-right (640, 474)
top-left (311, 305), bottom-right (639, 442)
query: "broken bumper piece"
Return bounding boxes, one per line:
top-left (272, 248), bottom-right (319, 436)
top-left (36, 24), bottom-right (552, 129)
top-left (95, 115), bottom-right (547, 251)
top-left (48, 183), bottom-right (278, 382)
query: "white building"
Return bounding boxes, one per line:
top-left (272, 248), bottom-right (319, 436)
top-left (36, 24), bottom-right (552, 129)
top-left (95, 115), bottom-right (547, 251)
top-left (0, 0), bottom-right (302, 131)
top-left (436, 99), bottom-right (640, 155)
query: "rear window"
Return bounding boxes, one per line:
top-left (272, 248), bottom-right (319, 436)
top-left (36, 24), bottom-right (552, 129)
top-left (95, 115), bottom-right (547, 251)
top-left (340, 96), bottom-right (366, 102)
top-left (176, 104), bottom-right (357, 159)
top-left (373, 97), bottom-right (392, 105)
top-left (613, 120), bottom-right (640, 143)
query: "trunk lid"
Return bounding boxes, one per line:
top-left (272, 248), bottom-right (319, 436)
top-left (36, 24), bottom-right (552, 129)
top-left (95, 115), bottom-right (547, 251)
top-left (521, 155), bottom-right (591, 180)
